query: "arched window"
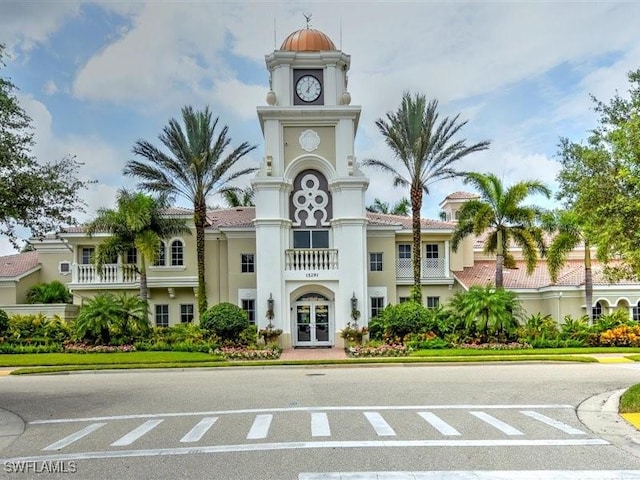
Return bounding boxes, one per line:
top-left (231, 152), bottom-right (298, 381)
top-left (633, 301), bottom-right (640, 322)
top-left (154, 242), bottom-right (166, 266)
top-left (171, 240), bottom-right (184, 266)
top-left (592, 301), bottom-right (604, 320)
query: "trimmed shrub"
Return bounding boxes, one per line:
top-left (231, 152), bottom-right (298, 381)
top-left (367, 316), bottom-right (385, 341)
top-left (0, 309), bottom-right (9, 337)
top-left (200, 302), bottom-right (249, 342)
top-left (379, 301), bottom-right (430, 339)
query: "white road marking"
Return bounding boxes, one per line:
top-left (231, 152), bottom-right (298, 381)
top-left (28, 404), bottom-right (574, 425)
top-left (311, 412), bottom-right (331, 437)
top-left (470, 411), bottom-right (524, 436)
top-left (111, 419), bottom-right (164, 447)
top-left (180, 417), bottom-right (218, 443)
top-left (364, 412), bottom-right (396, 436)
top-left (520, 410), bottom-right (585, 435)
top-left (247, 414), bottom-right (273, 439)
top-left (298, 471), bottom-right (640, 480)
top-left (2, 438), bottom-right (609, 463)
top-left (42, 423), bottom-right (106, 451)
top-left (418, 412), bottom-right (461, 436)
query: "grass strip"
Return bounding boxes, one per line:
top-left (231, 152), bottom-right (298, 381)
top-left (410, 347), bottom-right (640, 357)
top-left (10, 354), bottom-right (595, 375)
top-left (0, 352), bottom-right (223, 367)
top-left (620, 384), bottom-right (640, 413)
top-left (627, 355), bottom-right (640, 362)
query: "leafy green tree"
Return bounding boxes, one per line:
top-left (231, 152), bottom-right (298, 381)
top-left (556, 68), bottom-right (640, 281)
top-left (86, 190), bottom-right (190, 316)
top-left (0, 44), bottom-right (92, 247)
top-left (541, 209), bottom-right (595, 323)
top-left (448, 286), bottom-right (523, 342)
top-left (223, 187), bottom-right (254, 207)
top-left (451, 172), bottom-right (551, 288)
top-left (26, 280), bottom-right (72, 304)
top-left (364, 92), bottom-right (490, 301)
top-left (0, 309), bottom-right (8, 337)
top-left (125, 106), bottom-right (257, 315)
top-left (366, 197), bottom-right (410, 216)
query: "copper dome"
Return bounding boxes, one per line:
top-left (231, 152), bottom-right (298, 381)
top-left (280, 28), bottom-right (336, 52)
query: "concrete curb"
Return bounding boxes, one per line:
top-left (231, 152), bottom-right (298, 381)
top-left (0, 407), bottom-right (25, 451)
top-left (577, 388), bottom-right (640, 460)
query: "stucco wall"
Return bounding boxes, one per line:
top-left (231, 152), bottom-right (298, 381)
top-left (366, 234), bottom-right (396, 294)
top-left (14, 270), bottom-right (42, 304)
top-left (227, 235), bottom-right (257, 294)
top-left (283, 126), bottom-right (336, 170)
top-left (0, 283), bottom-right (17, 305)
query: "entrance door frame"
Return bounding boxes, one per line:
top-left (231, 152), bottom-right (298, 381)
top-left (292, 293), bottom-right (333, 347)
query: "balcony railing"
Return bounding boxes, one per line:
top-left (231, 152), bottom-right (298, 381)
top-left (396, 257), bottom-right (447, 279)
top-left (285, 249), bottom-right (338, 271)
top-left (72, 264), bottom-right (138, 285)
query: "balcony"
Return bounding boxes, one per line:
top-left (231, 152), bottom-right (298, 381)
top-left (396, 257), bottom-right (448, 281)
top-left (285, 249), bottom-right (338, 271)
top-left (72, 264), bottom-right (138, 285)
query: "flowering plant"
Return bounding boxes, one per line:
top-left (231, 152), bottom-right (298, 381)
top-left (348, 343), bottom-right (408, 358)
top-left (259, 327), bottom-right (283, 343)
top-left (339, 322), bottom-right (368, 344)
top-left (215, 345), bottom-right (281, 360)
top-left (63, 342), bottom-right (136, 353)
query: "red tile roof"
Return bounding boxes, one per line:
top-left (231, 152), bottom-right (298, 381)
top-left (442, 191), bottom-right (479, 200)
top-left (0, 251), bottom-right (40, 279)
top-left (454, 259), bottom-right (640, 289)
top-left (365, 212), bottom-right (454, 230)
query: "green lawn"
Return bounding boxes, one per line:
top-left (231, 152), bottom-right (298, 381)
top-left (620, 384), bottom-right (640, 413)
top-left (628, 355), bottom-right (640, 362)
top-left (0, 351), bottom-right (222, 367)
top-left (410, 347), bottom-right (640, 357)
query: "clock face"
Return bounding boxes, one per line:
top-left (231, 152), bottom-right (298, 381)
top-left (296, 75), bottom-right (322, 103)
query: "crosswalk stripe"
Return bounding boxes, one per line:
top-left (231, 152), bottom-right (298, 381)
top-left (43, 423), bottom-right (107, 451)
top-left (111, 419), bottom-right (164, 446)
top-left (469, 411), bottom-right (523, 436)
top-left (311, 413), bottom-right (331, 437)
top-left (180, 417), bottom-right (218, 443)
top-left (418, 412), bottom-right (461, 436)
top-left (364, 412), bottom-right (396, 436)
top-left (520, 411), bottom-right (585, 435)
top-left (247, 414), bottom-right (273, 439)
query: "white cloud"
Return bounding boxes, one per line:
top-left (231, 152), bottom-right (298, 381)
top-left (0, 1), bottom-right (80, 53)
top-left (43, 79), bottom-right (59, 95)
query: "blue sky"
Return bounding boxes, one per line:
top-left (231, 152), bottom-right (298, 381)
top-left (1, 1), bottom-right (639, 256)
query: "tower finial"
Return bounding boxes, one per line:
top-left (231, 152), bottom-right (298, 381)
top-left (303, 13), bottom-right (312, 29)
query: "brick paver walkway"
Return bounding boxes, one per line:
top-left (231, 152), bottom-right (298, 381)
top-left (279, 347), bottom-right (348, 361)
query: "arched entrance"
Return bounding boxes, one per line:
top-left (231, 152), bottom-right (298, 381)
top-left (292, 292), bottom-right (333, 347)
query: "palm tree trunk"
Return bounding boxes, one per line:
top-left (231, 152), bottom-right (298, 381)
top-left (495, 229), bottom-right (504, 288)
top-left (410, 185), bottom-right (423, 303)
top-left (194, 197), bottom-right (208, 317)
top-left (139, 255), bottom-right (149, 319)
top-left (584, 240), bottom-right (594, 324)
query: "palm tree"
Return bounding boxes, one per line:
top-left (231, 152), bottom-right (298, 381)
top-left (451, 172), bottom-right (551, 288)
top-left (223, 187), bottom-right (254, 207)
top-left (366, 197), bottom-right (410, 216)
top-left (541, 209), bottom-right (594, 323)
top-left (364, 92), bottom-right (490, 301)
top-left (86, 189), bottom-right (190, 316)
top-left (124, 106), bottom-right (257, 316)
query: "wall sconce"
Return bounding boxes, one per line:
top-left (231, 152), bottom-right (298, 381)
top-left (351, 292), bottom-right (358, 312)
top-left (268, 293), bottom-right (274, 312)
top-left (266, 156), bottom-right (273, 176)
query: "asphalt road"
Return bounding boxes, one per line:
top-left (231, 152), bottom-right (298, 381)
top-left (1, 362), bottom-right (640, 479)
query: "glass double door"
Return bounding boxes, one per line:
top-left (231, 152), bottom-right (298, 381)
top-left (295, 302), bottom-right (331, 346)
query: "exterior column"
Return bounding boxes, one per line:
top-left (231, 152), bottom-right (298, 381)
top-left (444, 240), bottom-right (450, 278)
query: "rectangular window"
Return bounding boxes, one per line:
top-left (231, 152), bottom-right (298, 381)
top-left (426, 296), bottom-right (440, 309)
top-left (398, 244), bottom-right (411, 260)
top-left (425, 244), bottom-right (439, 259)
top-left (293, 230), bottom-right (329, 249)
top-left (241, 254), bottom-right (255, 273)
top-left (59, 261), bottom-right (71, 274)
top-left (633, 307), bottom-right (640, 323)
top-left (241, 299), bottom-right (256, 324)
top-left (126, 247), bottom-right (137, 265)
top-left (399, 297), bottom-right (410, 303)
top-left (154, 242), bottom-right (166, 266)
top-left (81, 247), bottom-right (95, 265)
top-left (155, 304), bottom-right (169, 328)
top-left (180, 304), bottom-right (194, 323)
top-left (371, 297), bottom-right (385, 318)
top-left (369, 253), bottom-right (383, 272)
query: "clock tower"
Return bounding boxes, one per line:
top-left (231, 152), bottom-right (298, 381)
top-left (252, 26), bottom-right (369, 348)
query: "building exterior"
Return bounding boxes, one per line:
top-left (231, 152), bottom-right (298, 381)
top-left (2, 27), bottom-right (639, 344)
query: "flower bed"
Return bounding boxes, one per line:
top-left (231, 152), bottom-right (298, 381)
top-left (215, 346), bottom-right (281, 360)
top-left (63, 342), bottom-right (136, 353)
top-left (347, 343), bottom-right (408, 358)
top-left (459, 342), bottom-right (532, 350)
